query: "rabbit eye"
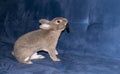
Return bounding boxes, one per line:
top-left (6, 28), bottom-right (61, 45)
top-left (56, 20), bottom-right (62, 24)
top-left (57, 20), bottom-right (61, 23)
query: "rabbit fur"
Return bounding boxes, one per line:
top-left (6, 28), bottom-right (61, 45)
top-left (12, 17), bottom-right (68, 64)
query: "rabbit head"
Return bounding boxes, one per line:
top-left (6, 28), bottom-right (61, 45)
top-left (39, 17), bottom-right (68, 31)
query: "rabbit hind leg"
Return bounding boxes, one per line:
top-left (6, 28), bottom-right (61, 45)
top-left (24, 57), bottom-right (33, 64)
top-left (30, 52), bottom-right (45, 60)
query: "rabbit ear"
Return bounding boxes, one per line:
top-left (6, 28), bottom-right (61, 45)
top-left (40, 24), bottom-right (50, 29)
top-left (39, 19), bottom-right (50, 24)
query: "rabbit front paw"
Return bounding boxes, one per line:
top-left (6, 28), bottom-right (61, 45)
top-left (53, 58), bottom-right (61, 62)
top-left (55, 49), bottom-right (58, 55)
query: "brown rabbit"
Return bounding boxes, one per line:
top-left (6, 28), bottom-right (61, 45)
top-left (12, 17), bottom-right (68, 64)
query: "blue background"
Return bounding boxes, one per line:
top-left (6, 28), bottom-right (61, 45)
top-left (1, 0), bottom-right (120, 74)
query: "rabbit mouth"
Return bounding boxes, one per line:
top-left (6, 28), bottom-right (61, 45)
top-left (65, 23), bottom-right (70, 33)
top-left (62, 23), bottom-right (70, 33)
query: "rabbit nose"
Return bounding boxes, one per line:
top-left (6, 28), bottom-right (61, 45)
top-left (65, 23), bottom-right (70, 33)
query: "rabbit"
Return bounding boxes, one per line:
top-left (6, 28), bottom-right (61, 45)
top-left (12, 17), bottom-right (68, 64)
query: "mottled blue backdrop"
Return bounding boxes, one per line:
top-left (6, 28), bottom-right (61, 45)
top-left (1, 0), bottom-right (120, 74)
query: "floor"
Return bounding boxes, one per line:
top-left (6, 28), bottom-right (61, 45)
top-left (0, 51), bottom-right (120, 74)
